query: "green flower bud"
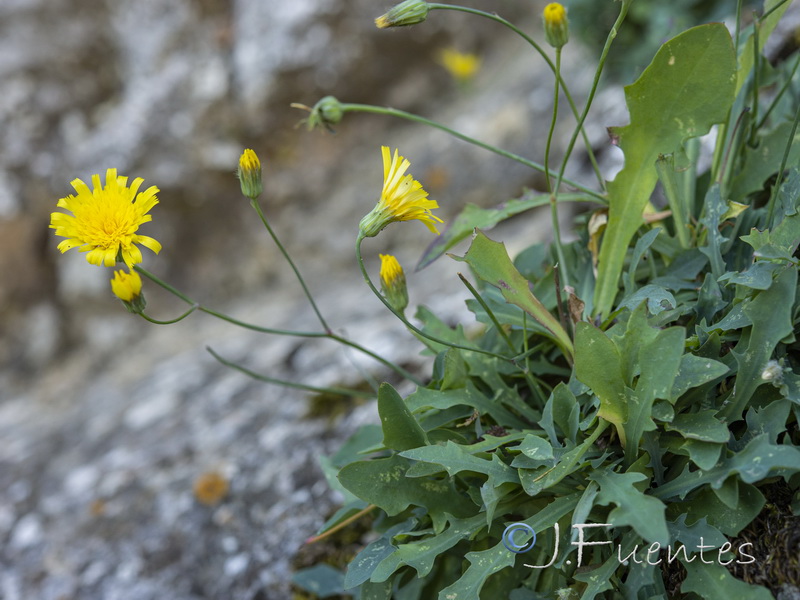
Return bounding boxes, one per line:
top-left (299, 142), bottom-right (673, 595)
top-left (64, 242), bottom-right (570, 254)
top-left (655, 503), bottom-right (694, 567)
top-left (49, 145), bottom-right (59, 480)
top-left (543, 3), bottom-right (569, 49)
top-left (379, 254), bottom-right (409, 313)
top-left (237, 149), bottom-right (263, 200)
top-left (375, 0), bottom-right (429, 29)
top-left (292, 96), bottom-right (344, 132)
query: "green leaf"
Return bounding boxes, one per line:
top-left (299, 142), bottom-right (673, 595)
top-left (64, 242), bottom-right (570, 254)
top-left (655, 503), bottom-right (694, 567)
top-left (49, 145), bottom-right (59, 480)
top-left (670, 354), bottom-right (729, 401)
top-left (575, 322), bottom-right (627, 435)
top-left (372, 513), bottom-right (486, 581)
top-left (618, 284), bottom-right (677, 315)
top-left (654, 434), bottom-right (800, 501)
top-left (416, 191), bottom-right (584, 269)
top-left (666, 482), bottom-right (765, 537)
top-left (292, 564), bottom-right (346, 598)
top-left (682, 561), bottom-right (773, 600)
top-left (720, 266), bottom-right (797, 420)
top-left (360, 580), bottom-right (393, 600)
top-left (575, 532), bottom-right (639, 600)
top-left (437, 494), bottom-right (580, 600)
top-left (338, 455), bottom-right (475, 523)
top-left (399, 441), bottom-right (519, 486)
top-left (594, 23), bottom-right (736, 316)
top-left (730, 121), bottom-right (800, 202)
top-left (378, 383), bottom-right (429, 451)
top-left (589, 470), bottom-right (669, 544)
top-left (404, 384), bottom-right (530, 429)
top-left (665, 410), bottom-right (729, 443)
top-left (452, 230), bottom-right (573, 356)
top-left (667, 514), bottom-right (727, 549)
top-left (624, 325), bottom-right (686, 455)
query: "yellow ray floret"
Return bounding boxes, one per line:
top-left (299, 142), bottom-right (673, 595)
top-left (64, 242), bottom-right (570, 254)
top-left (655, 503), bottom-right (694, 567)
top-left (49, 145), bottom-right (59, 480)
top-left (50, 168), bottom-right (162, 267)
top-left (359, 146), bottom-right (443, 238)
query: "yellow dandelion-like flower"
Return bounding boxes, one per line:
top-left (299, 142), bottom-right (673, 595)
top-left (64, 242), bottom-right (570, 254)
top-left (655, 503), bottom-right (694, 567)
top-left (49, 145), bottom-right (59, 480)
top-left (50, 168), bottom-right (162, 268)
top-left (379, 253), bottom-right (409, 313)
top-left (439, 48), bottom-right (481, 82)
top-left (359, 146), bottom-right (443, 238)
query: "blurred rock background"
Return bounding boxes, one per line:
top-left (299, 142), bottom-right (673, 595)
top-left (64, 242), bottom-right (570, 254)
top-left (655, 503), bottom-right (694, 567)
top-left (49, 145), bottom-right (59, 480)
top-left (2, 0), bottom-right (774, 598)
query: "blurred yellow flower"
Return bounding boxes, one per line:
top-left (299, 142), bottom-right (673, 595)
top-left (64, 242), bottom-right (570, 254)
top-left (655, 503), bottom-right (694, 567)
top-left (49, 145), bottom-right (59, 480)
top-left (50, 168), bottom-right (161, 267)
top-left (110, 268), bottom-right (142, 302)
top-left (359, 146), bottom-right (443, 238)
top-left (379, 253), bottom-right (409, 312)
top-left (439, 48), bottom-right (481, 82)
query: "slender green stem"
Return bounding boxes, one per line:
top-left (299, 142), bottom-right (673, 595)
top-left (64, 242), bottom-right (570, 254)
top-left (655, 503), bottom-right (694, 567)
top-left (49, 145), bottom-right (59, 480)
top-left (134, 265), bottom-right (422, 385)
top-left (766, 100), bottom-right (800, 227)
top-left (428, 3), bottom-right (605, 190)
top-left (139, 305), bottom-right (199, 325)
top-left (734, 0), bottom-right (744, 60)
top-left (761, 0), bottom-right (791, 21)
top-left (547, 48), bottom-right (570, 288)
top-left (341, 103), bottom-right (607, 204)
top-left (457, 273), bottom-right (516, 353)
top-left (748, 13), bottom-right (761, 147)
top-left (207, 346), bottom-right (374, 398)
top-left (356, 236), bottom-right (512, 361)
top-left (306, 504), bottom-right (377, 545)
top-left (250, 198), bottom-right (331, 334)
top-left (554, 0), bottom-right (631, 199)
top-left (757, 53), bottom-right (800, 130)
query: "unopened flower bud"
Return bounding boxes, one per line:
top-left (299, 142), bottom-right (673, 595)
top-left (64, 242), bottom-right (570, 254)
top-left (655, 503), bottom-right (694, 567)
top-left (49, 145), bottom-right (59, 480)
top-left (375, 0), bottom-right (429, 29)
top-left (292, 96), bottom-right (344, 132)
top-left (379, 254), bottom-right (409, 313)
top-left (111, 268), bottom-right (146, 314)
top-left (237, 149), bottom-right (263, 200)
top-left (543, 3), bottom-right (569, 49)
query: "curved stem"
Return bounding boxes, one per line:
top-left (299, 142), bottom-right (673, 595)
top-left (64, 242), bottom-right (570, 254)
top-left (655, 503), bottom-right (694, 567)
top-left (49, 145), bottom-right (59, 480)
top-left (554, 0), bottom-right (631, 199)
top-left (341, 103), bottom-right (607, 204)
top-left (356, 236), bottom-right (513, 361)
top-left (428, 3), bottom-right (605, 190)
top-left (546, 48), bottom-right (570, 288)
top-left (134, 265), bottom-right (422, 385)
top-left (207, 346), bottom-right (375, 398)
top-left (250, 198), bottom-right (331, 334)
top-left (139, 304), bottom-right (199, 325)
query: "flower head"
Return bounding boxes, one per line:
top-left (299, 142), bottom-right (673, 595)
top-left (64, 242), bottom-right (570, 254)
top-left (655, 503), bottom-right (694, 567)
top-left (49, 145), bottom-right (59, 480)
top-left (543, 3), bottom-right (569, 49)
top-left (379, 254), bottom-right (409, 313)
top-left (375, 0), bottom-right (429, 29)
top-left (238, 149), bottom-right (263, 199)
top-left (50, 168), bottom-right (161, 267)
top-left (439, 48), bottom-right (481, 83)
top-left (111, 268), bottom-right (146, 313)
top-left (292, 96), bottom-right (344, 132)
top-left (359, 146), bottom-right (443, 238)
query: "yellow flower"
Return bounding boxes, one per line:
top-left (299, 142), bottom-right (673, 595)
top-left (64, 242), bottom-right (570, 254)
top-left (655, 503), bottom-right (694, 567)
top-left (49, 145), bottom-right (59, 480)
top-left (359, 147), bottom-right (443, 238)
top-left (543, 3), bottom-right (569, 49)
top-left (50, 168), bottom-right (161, 267)
top-left (110, 268), bottom-right (142, 302)
top-left (439, 48), bottom-right (481, 82)
top-left (110, 268), bottom-right (146, 313)
top-left (237, 149), bottom-right (263, 199)
top-left (379, 253), bottom-right (409, 313)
